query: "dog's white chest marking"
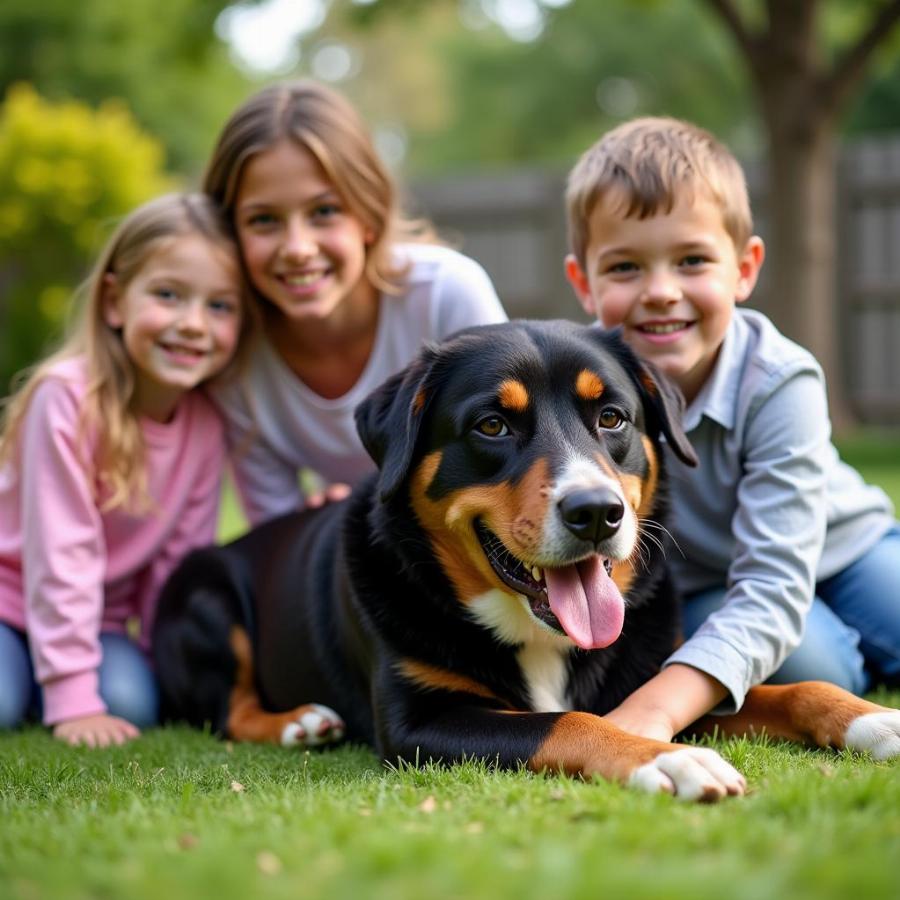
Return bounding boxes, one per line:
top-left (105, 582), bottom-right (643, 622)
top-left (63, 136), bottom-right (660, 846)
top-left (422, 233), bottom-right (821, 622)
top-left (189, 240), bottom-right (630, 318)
top-left (517, 642), bottom-right (571, 712)
top-left (467, 589), bottom-right (573, 711)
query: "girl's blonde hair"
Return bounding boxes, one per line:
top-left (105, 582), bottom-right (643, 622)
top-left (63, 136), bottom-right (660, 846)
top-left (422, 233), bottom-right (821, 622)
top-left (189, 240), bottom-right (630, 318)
top-left (0, 192), bottom-right (255, 511)
top-left (566, 116), bottom-right (753, 267)
top-left (203, 79), bottom-right (436, 298)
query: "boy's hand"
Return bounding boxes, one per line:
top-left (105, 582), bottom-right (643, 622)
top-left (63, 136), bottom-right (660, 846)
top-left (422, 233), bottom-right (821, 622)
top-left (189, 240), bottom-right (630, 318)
top-left (604, 702), bottom-right (677, 743)
top-left (52, 713), bottom-right (140, 748)
top-left (604, 664), bottom-right (729, 742)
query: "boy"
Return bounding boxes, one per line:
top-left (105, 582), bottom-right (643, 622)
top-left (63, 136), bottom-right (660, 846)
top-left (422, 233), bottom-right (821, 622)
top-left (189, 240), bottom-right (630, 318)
top-left (564, 117), bottom-right (899, 742)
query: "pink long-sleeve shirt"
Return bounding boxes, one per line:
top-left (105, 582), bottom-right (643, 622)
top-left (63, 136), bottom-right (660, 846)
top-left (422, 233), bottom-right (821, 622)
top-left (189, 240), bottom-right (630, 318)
top-left (0, 357), bottom-right (227, 725)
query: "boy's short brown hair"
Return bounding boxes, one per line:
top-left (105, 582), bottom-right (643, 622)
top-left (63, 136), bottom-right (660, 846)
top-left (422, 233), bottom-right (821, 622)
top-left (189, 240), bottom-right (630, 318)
top-left (566, 117), bottom-right (753, 266)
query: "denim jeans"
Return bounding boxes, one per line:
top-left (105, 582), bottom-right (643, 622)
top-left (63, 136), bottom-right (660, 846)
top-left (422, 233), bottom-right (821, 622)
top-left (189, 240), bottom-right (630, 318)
top-left (681, 525), bottom-right (900, 696)
top-left (0, 624), bottom-right (159, 729)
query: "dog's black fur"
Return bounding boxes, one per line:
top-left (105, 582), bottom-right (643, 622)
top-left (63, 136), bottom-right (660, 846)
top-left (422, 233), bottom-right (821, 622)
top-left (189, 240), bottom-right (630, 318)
top-left (155, 319), bottom-right (900, 796)
top-left (154, 320), bottom-right (708, 772)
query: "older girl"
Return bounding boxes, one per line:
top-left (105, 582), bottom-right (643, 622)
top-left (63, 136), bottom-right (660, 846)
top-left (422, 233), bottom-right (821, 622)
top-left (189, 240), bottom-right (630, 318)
top-left (204, 80), bottom-right (507, 525)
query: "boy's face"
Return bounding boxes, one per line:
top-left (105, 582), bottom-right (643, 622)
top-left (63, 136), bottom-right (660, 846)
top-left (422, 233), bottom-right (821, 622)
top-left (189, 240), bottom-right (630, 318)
top-left (565, 191), bottom-right (764, 404)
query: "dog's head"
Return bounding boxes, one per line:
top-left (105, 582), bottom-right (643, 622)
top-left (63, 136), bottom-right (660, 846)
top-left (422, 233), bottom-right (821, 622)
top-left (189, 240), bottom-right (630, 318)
top-left (356, 320), bottom-right (696, 651)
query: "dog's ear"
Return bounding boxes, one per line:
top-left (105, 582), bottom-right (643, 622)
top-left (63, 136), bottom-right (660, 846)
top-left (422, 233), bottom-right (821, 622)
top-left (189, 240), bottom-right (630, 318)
top-left (355, 344), bottom-right (441, 502)
top-left (629, 356), bottom-right (698, 467)
top-left (591, 327), bottom-right (698, 467)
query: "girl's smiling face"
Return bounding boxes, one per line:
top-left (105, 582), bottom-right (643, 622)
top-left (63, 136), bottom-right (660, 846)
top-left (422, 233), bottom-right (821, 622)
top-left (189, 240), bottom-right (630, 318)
top-left (103, 234), bottom-right (243, 422)
top-left (566, 191), bottom-right (764, 404)
top-left (234, 139), bottom-right (375, 331)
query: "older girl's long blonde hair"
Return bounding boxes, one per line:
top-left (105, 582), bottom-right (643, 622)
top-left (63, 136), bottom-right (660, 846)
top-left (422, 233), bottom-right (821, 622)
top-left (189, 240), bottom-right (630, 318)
top-left (203, 79), bottom-right (437, 299)
top-left (0, 192), bottom-right (254, 511)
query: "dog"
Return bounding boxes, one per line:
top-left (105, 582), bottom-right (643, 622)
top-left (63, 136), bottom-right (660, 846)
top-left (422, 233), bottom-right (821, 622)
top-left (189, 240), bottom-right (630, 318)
top-left (154, 320), bottom-right (900, 801)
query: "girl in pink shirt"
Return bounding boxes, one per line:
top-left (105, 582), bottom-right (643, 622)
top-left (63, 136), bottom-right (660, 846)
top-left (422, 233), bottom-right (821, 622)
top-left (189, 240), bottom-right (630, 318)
top-left (0, 193), bottom-right (254, 747)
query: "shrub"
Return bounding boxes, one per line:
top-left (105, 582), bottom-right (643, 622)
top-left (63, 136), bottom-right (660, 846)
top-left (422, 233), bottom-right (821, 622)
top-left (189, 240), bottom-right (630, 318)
top-left (0, 83), bottom-right (174, 391)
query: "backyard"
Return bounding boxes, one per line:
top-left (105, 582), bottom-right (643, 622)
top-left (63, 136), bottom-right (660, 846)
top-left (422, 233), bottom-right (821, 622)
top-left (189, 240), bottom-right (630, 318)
top-left (4, 2), bottom-right (900, 896)
top-left (1, 434), bottom-right (898, 900)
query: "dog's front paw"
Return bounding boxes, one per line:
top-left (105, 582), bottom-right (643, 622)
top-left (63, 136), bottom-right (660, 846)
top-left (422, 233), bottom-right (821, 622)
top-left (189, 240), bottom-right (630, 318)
top-left (628, 746), bottom-right (746, 802)
top-left (281, 703), bottom-right (346, 748)
top-left (844, 709), bottom-right (900, 761)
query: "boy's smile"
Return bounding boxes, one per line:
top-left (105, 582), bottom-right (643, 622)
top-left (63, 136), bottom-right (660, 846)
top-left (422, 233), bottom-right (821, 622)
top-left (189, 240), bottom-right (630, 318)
top-left (566, 192), bottom-right (763, 404)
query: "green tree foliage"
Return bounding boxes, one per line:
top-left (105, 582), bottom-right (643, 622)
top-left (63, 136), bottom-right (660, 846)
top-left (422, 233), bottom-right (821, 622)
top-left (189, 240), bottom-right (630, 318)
top-left (0, 0), bottom-right (251, 175)
top-left (319, 0), bottom-right (757, 173)
top-left (0, 84), bottom-right (173, 391)
top-left (325, 0), bottom-right (900, 173)
top-left (415, 1), bottom-right (752, 172)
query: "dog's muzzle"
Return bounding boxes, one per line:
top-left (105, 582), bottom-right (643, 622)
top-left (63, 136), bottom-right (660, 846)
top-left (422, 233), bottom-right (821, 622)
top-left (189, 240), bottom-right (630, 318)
top-left (474, 518), bottom-right (624, 650)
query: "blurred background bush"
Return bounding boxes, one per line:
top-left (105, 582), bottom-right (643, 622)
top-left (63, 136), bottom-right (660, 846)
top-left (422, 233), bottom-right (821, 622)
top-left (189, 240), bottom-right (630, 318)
top-left (0, 85), bottom-right (172, 379)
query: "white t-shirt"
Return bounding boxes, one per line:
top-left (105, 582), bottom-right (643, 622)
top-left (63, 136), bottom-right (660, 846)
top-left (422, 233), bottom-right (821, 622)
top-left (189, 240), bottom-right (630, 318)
top-left (215, 243), bottom-right (507, 525)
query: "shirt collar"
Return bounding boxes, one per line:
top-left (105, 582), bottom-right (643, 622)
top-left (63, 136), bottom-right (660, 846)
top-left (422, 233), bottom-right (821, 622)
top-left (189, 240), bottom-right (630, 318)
top-left (682, 311), bottom-right (749, 432)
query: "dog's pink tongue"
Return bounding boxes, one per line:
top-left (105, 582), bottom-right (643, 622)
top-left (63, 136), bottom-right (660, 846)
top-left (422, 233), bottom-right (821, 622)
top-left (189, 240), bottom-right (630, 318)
top-left (545, 557), bottom-right (625, 650)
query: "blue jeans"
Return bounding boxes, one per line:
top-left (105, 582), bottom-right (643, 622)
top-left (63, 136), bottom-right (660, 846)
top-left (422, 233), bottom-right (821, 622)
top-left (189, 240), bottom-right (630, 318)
top-left (682, 525), bottom-right (900, 696)
top-left (0, 624), bottom-right (159, 729)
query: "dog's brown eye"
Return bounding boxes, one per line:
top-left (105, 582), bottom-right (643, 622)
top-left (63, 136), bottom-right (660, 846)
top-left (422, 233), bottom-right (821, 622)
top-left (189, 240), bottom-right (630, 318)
top-left (476, 416), bottom-right (509, 437)
top-left (598, 407), bottom-right (625, 430)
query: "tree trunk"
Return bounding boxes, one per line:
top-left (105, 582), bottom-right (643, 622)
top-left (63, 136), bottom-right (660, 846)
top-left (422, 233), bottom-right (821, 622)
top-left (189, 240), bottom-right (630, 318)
top-left (700, 0), bottom-right (900, 431)
top-left (760, 109), bottom-right (855, 431)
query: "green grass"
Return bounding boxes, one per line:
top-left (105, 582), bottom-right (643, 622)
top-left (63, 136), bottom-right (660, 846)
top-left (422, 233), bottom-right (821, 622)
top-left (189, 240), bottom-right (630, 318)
top-left (218, 474), bottom-right (248, 543)
top-left (2, 708), bottom-right (900, 900)
top-left (836, 430), bottom-right (900, 509)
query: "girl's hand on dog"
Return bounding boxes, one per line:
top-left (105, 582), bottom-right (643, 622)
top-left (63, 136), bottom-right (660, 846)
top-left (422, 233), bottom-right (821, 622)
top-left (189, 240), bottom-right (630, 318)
top-left (53, 713), bottom-right (140, 748)
top-left (306, 482), bottom-right (352, 509)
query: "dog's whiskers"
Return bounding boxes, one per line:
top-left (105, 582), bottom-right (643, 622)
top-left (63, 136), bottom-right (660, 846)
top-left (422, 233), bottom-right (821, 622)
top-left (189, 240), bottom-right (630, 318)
top-left (639, 518), bottom-right (681, 558)
top-left (630, 540), bottom-right (651, 575)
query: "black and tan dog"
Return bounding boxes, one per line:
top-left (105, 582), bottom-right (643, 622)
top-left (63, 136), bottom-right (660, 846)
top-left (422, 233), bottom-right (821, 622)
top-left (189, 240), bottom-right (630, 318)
top-left (154, 320), bottom-right (900, 801)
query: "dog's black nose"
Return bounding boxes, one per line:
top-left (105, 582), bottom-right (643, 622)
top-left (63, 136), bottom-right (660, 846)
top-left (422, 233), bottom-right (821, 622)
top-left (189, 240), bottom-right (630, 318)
top-left (558, 488), bottom-right (624, 544)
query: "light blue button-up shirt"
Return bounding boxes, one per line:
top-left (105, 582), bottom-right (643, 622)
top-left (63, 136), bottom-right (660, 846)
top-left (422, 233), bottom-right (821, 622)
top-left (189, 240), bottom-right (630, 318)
top-left (664, 308), bottom-right (895, 711)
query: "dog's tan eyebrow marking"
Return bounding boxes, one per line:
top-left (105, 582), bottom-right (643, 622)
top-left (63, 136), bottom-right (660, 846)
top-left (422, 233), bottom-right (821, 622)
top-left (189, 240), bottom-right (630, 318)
top-left (576, 369), bottom-right (605, 401)
top-left (398, 659), bottom-right (509, 705)
top-left (412, 389), bottom-right (427, 415)
top-left (498, 379), bottom-right (529, 412)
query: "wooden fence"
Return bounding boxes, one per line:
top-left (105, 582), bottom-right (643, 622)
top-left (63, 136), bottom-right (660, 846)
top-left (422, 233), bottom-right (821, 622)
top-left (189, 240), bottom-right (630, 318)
top-left (412, 135), bottom-right (900, 425)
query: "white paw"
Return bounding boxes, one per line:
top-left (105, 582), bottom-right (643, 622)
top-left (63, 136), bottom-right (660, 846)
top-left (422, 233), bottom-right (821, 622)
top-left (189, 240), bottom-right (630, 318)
top-left (844, 710), bottom-right (900, 761)
top-left (280, 703), bottom-right (346, 748)
top-left (628, 747), bottom-right (746, 802)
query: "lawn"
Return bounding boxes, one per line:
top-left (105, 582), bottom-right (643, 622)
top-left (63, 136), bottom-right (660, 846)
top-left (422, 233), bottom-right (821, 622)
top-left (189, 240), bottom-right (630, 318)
top-left (835, 430), bottom-right (900, 509)
top-left (2, 710), bottom-right (900, 900)
top-left (2, 431), bottom-right (898, 900)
